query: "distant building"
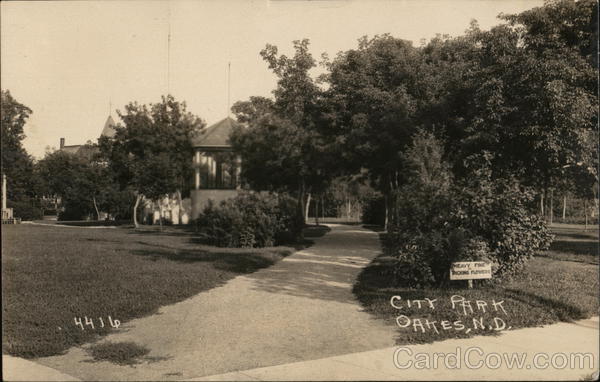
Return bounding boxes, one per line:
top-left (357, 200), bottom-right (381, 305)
top-left (59, 115), bottom-right (117, 158)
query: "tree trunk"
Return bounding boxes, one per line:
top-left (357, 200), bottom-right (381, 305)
top-left (305, 192), bottom-right (311, 222)
top-left (93, 196), bottom-right (100, 221)
top-left (584, 199), bottom-right (588, 231)
top-left (562, 195), bottom-right (567, 221)
top-left (158, 200), bottom-right (163, 232)
top-left (315, 198), bottom-right (319, 226)
top-left (549, 189), bottom-right (554, 225)
top-left (176, 190), bottom-right (183, 224)
top-left (296, 182), bottom-right (307, 229)
top-left (322, 197), bottom-right (325, 222)
top-left (133, 194), bottom-right (141, 228)
top-left (384, 194), bottom-right (389, 231)
top-left (346, 199), bottom-right (351, 219)
top-left (540, 191), bottom-right (544, 216)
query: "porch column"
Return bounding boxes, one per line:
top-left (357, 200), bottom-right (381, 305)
top-left (235, 155), bottom-right (242, 190)
top-left (194, 151), bottom-right (201, 190)
top-left (210, 156), bottom-right (217, 188)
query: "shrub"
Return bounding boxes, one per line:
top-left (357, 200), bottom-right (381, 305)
top-left (58, 201), bottom-right (93, 221)
top-left (194, 192), bottom-right (301, 248)
top-left (391, 240), bottom-right (436, 289)
top-left (455, 166), bottom-right (553, 276)
top-left (386, 132), bottom-right (552, 287)
top-left (7, 198), bottom-right (43, 220)
top-left (362, 194), bottom-right (386, 226)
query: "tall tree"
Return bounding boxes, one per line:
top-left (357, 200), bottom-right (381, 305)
top-left (322, 35), bottom-right (432, 225)
top-left (101, 95), bottom-right (205, 227)
top-left (420, 2), bottom-right (598, 204)
top-left (1, 90), bottom-right (36, 202)
top-left (231, 40), bottom-right (331, 223)
top-left (231, 96), bottom-right (275, 125)
top-left (36, 149), bottom-right (105, 220)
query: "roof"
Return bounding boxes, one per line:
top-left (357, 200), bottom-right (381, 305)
top-left (60, 145), bottom-right (83, 154)
top-left (60, 144), bottom-right (98, 159)
top-left (192, 117), bottom-right (241, 148)
top-left (101, 115), bottom-right (118, 138)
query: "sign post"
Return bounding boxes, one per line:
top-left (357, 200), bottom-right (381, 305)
top-left (450, 261), bottom-right (492, 288)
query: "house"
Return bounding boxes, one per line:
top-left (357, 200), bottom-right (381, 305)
top-left (59, 115), bottom-right (117, 158)
top-left (141, 116), bottom-right (243, 224)
top-left (58, 114), bottom-right (243, 223)
top-left (190, 117), bottom-right (242, 219)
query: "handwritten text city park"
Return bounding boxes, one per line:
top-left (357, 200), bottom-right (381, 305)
top-left (390, 295), bottom-right (511, 334)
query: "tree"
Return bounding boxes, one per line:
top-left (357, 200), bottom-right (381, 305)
top-left (231, 96), bottom-right (275, 124)
top-left (231, 40), bottom-right (332, 223)
top-left (499, 0), bottom-right (598, 211)
top-left (501, 0), bottom-right (598, 67)
top-left (36, 150), bottom-right (101, 220)
top-left (418, 2), bottom-right (598, 213)
top-left (101, 95), bottom-right (205, 227)
top-left (260, 39), bottom-right (320, 127)
top-left (230, 113), bottom-right (328, 222)
top-left (1, 90), bottom-right (36, 203)
top-left (322, 35), bottom-right (433, 226)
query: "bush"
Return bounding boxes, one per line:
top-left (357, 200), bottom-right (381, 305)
top-left (194, 192), bottom-right (302, 248)
top-left (456, 154), bottom-right (553, 276)
top-left (58, 201), bottom-right (93, 221)
top-left (386, 132), bottom-right (552, 287)
top-left (362, 194), bottom-right (386, 226)
top-left (7, 198), bottom-right (43, 220)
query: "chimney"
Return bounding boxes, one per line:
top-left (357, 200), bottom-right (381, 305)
top-left (60, 138), bottom-right (65, 149)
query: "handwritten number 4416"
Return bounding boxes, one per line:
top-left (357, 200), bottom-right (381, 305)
top-left (74, 316), bottom-right (120, 330)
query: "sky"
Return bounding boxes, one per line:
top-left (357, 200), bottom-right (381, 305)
top-left (1, 0), bottom-right (543, 158)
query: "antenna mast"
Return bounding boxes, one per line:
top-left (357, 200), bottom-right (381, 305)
top-left (167, 5), bottom-right (171, 95)
top-left (227, 62), bottom-right (231, 117)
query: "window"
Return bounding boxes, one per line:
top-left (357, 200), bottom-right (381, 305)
top-left (197, 151), bottom-right (238, 189)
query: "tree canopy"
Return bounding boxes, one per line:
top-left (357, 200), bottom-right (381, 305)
top-left (1, 90), bottom-right (36, 202)
top-left (100, 95), bottom-right (205, 226)
top-left (231, 40), bottom-right (333, 222)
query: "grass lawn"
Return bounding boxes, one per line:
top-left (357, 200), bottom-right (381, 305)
top-left (539, 224), bottom-right (598, 265)
top-left (1, 223), bottom-right (316, 358)
top-left (353, 225), bottom-right (599, 345)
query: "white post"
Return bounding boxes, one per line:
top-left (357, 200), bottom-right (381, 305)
top-left (193, 151), bottom-right (200, 190)
top-left (2, 174), bottom-right (6, 210)
top-left (210, 156), bottom-right (217, 188)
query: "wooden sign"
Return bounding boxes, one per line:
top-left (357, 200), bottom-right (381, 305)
top-left (450, 261), bottom-right (492, 280)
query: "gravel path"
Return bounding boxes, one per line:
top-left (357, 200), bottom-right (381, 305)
top-left (36, 224), bottom-right (397, 381)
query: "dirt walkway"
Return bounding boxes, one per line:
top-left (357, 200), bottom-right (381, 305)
top-left (36, 224), bottom-right (397, 381)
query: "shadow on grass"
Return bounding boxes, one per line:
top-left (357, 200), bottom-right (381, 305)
top-left (57, 220), bottom-right (131, 227)
top-left (131, 247), bottom-right (294, 274)
top-left (549, 239), bottom-right (598, 257)
top-left (86, 341), bottom-right (152, 365)
top-left (127, 225), bottom-right (197, 237)
top-left (502, 288), bottom-right (587, 322)
top-left (557, 232), bottom-right (599, 241)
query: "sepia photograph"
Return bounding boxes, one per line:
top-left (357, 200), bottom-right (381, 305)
top-left (1, 0), bottom-right (598, 380)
